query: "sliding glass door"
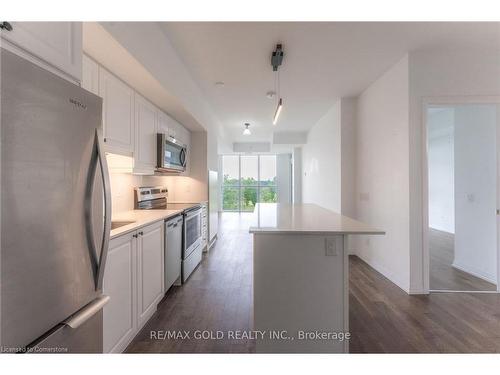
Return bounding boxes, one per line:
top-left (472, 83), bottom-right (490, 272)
top-left (222, 155), bottom-right (278, 212)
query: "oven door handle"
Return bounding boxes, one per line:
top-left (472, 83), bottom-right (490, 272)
top-left (184, 208), bottom-right (202, 218)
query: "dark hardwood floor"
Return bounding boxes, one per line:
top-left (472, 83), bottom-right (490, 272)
top-left (126, 213), bottom-right (500, 354)
top-left (349, 256), bottom-right (500, 353)
top-left (429, 228), bottom-right (496, 291)
top-left (126, 213), bottom-right (255, 353)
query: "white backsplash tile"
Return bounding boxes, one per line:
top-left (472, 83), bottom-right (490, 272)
top-left (109, 172), bottom-right (143, 214)
top-left (109, 173), bottom-right (206, 215)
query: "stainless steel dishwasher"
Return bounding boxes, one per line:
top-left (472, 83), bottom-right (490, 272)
top-left (165, 215), bottom-right (183, 291)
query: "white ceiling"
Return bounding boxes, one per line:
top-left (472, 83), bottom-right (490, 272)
top-left (161, 22), bottom-right (500, 144)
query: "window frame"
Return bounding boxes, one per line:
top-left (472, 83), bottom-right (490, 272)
top-left (221, 154), bottom-right (278, 212)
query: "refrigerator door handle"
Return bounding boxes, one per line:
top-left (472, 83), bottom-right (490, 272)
top-left (84, 129), bottom-right (112, 291)
top-left (63, 295), bottom-right (110, 329)
top-left (95, 129), bottom-right (112, 291)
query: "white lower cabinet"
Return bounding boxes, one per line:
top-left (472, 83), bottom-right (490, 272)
top-left (103, 232), bottom-right (137, 353)
top-left (103, 221), bottom-right (164, 353)
top-left (136, 221), bottom-right (164, 328)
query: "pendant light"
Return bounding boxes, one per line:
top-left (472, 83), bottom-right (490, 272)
top-left (243, 123), bottom-right (251, 135)
top-left (271, 44), bottom-right (284, 125)
top-left (273, 98), bottom-right (283, 125)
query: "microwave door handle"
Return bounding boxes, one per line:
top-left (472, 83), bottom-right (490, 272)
top-left (180, 148), bottom-right (187, 167)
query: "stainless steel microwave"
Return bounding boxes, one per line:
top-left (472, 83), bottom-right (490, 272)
top-left (156, 133), bottom-right (187, 172)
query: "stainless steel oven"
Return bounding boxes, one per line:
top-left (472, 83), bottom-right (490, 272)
top-left (182, 205), bottom-right (202, 283)
top-left (156, 133), bottom-right (187, 173)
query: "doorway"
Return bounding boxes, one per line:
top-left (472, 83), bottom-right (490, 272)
top-left (426, 103), bottom-right (499, 292)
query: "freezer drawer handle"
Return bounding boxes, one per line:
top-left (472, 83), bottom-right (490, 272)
top-left (63, 295), bottom-right (110, 329)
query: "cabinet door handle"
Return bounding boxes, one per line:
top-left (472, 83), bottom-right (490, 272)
top-left (0, 22), bottom-right (13, 31)
top-left (139, 231), bottom-right (144, 236)
top-left (133, 234), bottom-right (138, 238)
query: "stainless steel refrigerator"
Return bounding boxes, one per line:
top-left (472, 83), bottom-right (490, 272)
top-left (0, 48), bottom-right (111, 353)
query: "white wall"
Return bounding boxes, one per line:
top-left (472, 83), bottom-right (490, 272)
top-left (408, 48), bottom-right (500, 292)
top-left (302, 100), bottom-right (342, 212)
top-left (340, 98), bottom-right (357, 219)
top-left (292, 147), bottom-right (302, 204)
top-left (276, 154), bottom-right (292, 204)
top-left (453, 104), bottom-right (497, 284)
top-left (301, 49), bottom-right (499, 294)
top-left (353, 55), bottom-right (411, 292)
top-left (427, 108), bottom-right (455, 233)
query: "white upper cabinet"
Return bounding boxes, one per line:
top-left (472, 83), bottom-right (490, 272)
top-left (157, 111), bottom-right (191, 175)
top-left (175, 121), bottom-right (189, 146)
top-left (81, 54), bottom-right (99, 95)
top-left (176, 121), bottom-right (191, 176)
top-left (157, 111), bottom-right (171, 136)
top-left (134, 94), bottom-right (157, 173)
top-left (99, 67), bottom-right (135, 155)
top-left (0, 22), bottom-right (82, 82)
top-left (82, 57), bottom-right (192, 175)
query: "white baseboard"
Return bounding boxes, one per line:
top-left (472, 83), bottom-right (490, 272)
top-left (452, 261), bottom-right (497, 285)
top-left (429, 227), bottom-right (454, 235)
top-left (353, 251), bottom-right (410, 294)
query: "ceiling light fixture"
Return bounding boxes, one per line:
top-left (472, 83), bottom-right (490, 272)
top-left (273, 98), bottom-right (283, 125)
top-left (271, 44), bottom-right (284, 125)
top-left (243, 123), bottom-right (251, 135)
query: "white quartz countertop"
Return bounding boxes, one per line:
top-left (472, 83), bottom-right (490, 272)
top-left (110, 202), bottom-right (202, 239)
top-left (249, 203), bottom-right (385, 235)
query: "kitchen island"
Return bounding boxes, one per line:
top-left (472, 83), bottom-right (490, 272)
top-left (249, 203), bottom-right (384, 353)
